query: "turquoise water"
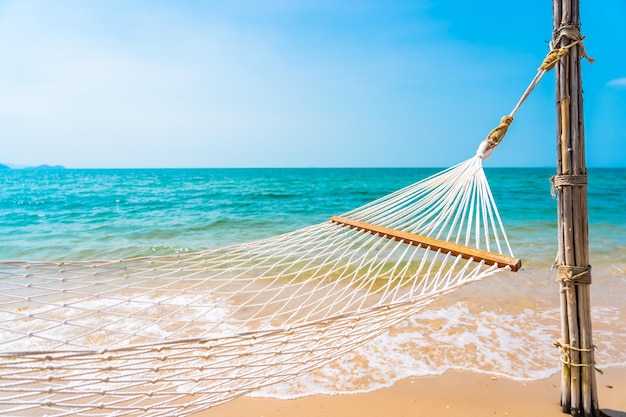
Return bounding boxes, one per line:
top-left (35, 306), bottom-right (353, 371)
top-left (0, 167), bottom-right (430, 260)
top-left (1, 167), bottom-right (624, 265)
top-left (1, 166), bottom-right (625, 394)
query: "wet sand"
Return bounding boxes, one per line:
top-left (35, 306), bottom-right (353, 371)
top-left (196, 367), bottom-right (625, 417)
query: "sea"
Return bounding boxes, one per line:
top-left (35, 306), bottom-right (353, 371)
top-left (1, 166), bottom-right (624, 398)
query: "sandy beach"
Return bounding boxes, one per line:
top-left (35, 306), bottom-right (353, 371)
top-left (197, 367), bottom-right (625, 417)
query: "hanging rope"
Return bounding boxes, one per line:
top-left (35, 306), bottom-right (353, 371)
top-left (478, 32), bottom-right (592, 159)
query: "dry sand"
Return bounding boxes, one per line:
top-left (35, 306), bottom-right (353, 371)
top-left (196, 367), bottom-right (625, 417)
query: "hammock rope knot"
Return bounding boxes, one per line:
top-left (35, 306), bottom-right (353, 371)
top-left (478, 115), bottom-right (514, 158)
top-left (539, 47), bottom-right (570, 71)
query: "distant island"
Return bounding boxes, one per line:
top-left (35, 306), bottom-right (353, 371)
top-left (0, 163), bottom-right (66, 170)
top-left (25, 164), bottom-right (66, 170)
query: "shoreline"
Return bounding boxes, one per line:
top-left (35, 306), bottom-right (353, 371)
top-left (196, 367), bottom-right (625, 417)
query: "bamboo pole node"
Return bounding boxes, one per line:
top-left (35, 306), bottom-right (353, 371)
top-left (550, 174), bottom-right (588, 198)
top-left (557, 265), bottom-right (592, 288)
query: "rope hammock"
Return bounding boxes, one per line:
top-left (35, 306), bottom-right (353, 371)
top-left (0, 45), bottom-right (569, 417)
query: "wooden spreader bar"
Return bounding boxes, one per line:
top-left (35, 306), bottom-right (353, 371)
top-left (330, 216), bottom-right (521, 272)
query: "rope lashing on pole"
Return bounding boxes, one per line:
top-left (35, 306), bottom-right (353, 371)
top-left (552, 24), bottom-right (595, 65)
top-left (550, 174), bottom-right (588, 198)
top-left (552, 174), bottom-right (589, 187)
top-left (554, 340), bottom-right (601, 371)
top-left (539, 37), bottom-right (593, 71)
top-left (557, 265), bottom-right (592, 289)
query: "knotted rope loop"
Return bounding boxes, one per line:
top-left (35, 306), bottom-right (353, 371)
top-left (548, 23), bottom-right (595, 68)
top-left (554, 340), bottom-right (602, 373)
top-left (557, 264), bottom-right (592, 288)
top-left (552, 174), bottom-right (588, 187)
top-left (549, 174), bottom-right (588, 197)
top-left (484, 115), bottom-right (514, 150)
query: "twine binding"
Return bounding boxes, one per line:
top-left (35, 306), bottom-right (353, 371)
top-left (557, 264), bottom-right (592, 288)
top-left (554, 340), bottom-right (603, 374)
top-left (550, 174), bottom-right (588, 198)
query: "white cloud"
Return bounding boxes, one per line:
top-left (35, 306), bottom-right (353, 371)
top-left (607, 78), bottom-right (626, 87)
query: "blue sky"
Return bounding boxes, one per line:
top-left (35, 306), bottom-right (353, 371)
top-left (1, 0), bottom-right (624, 168)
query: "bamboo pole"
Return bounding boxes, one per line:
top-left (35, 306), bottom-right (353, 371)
top-left (552, 0), bottom-right (599, 415)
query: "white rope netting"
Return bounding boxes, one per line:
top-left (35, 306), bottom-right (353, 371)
top-left (0, 154), bottom-right (519, 416)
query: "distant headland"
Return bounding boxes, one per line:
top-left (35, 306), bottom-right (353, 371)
top-left (0, 163), bottom-right (66, 170)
